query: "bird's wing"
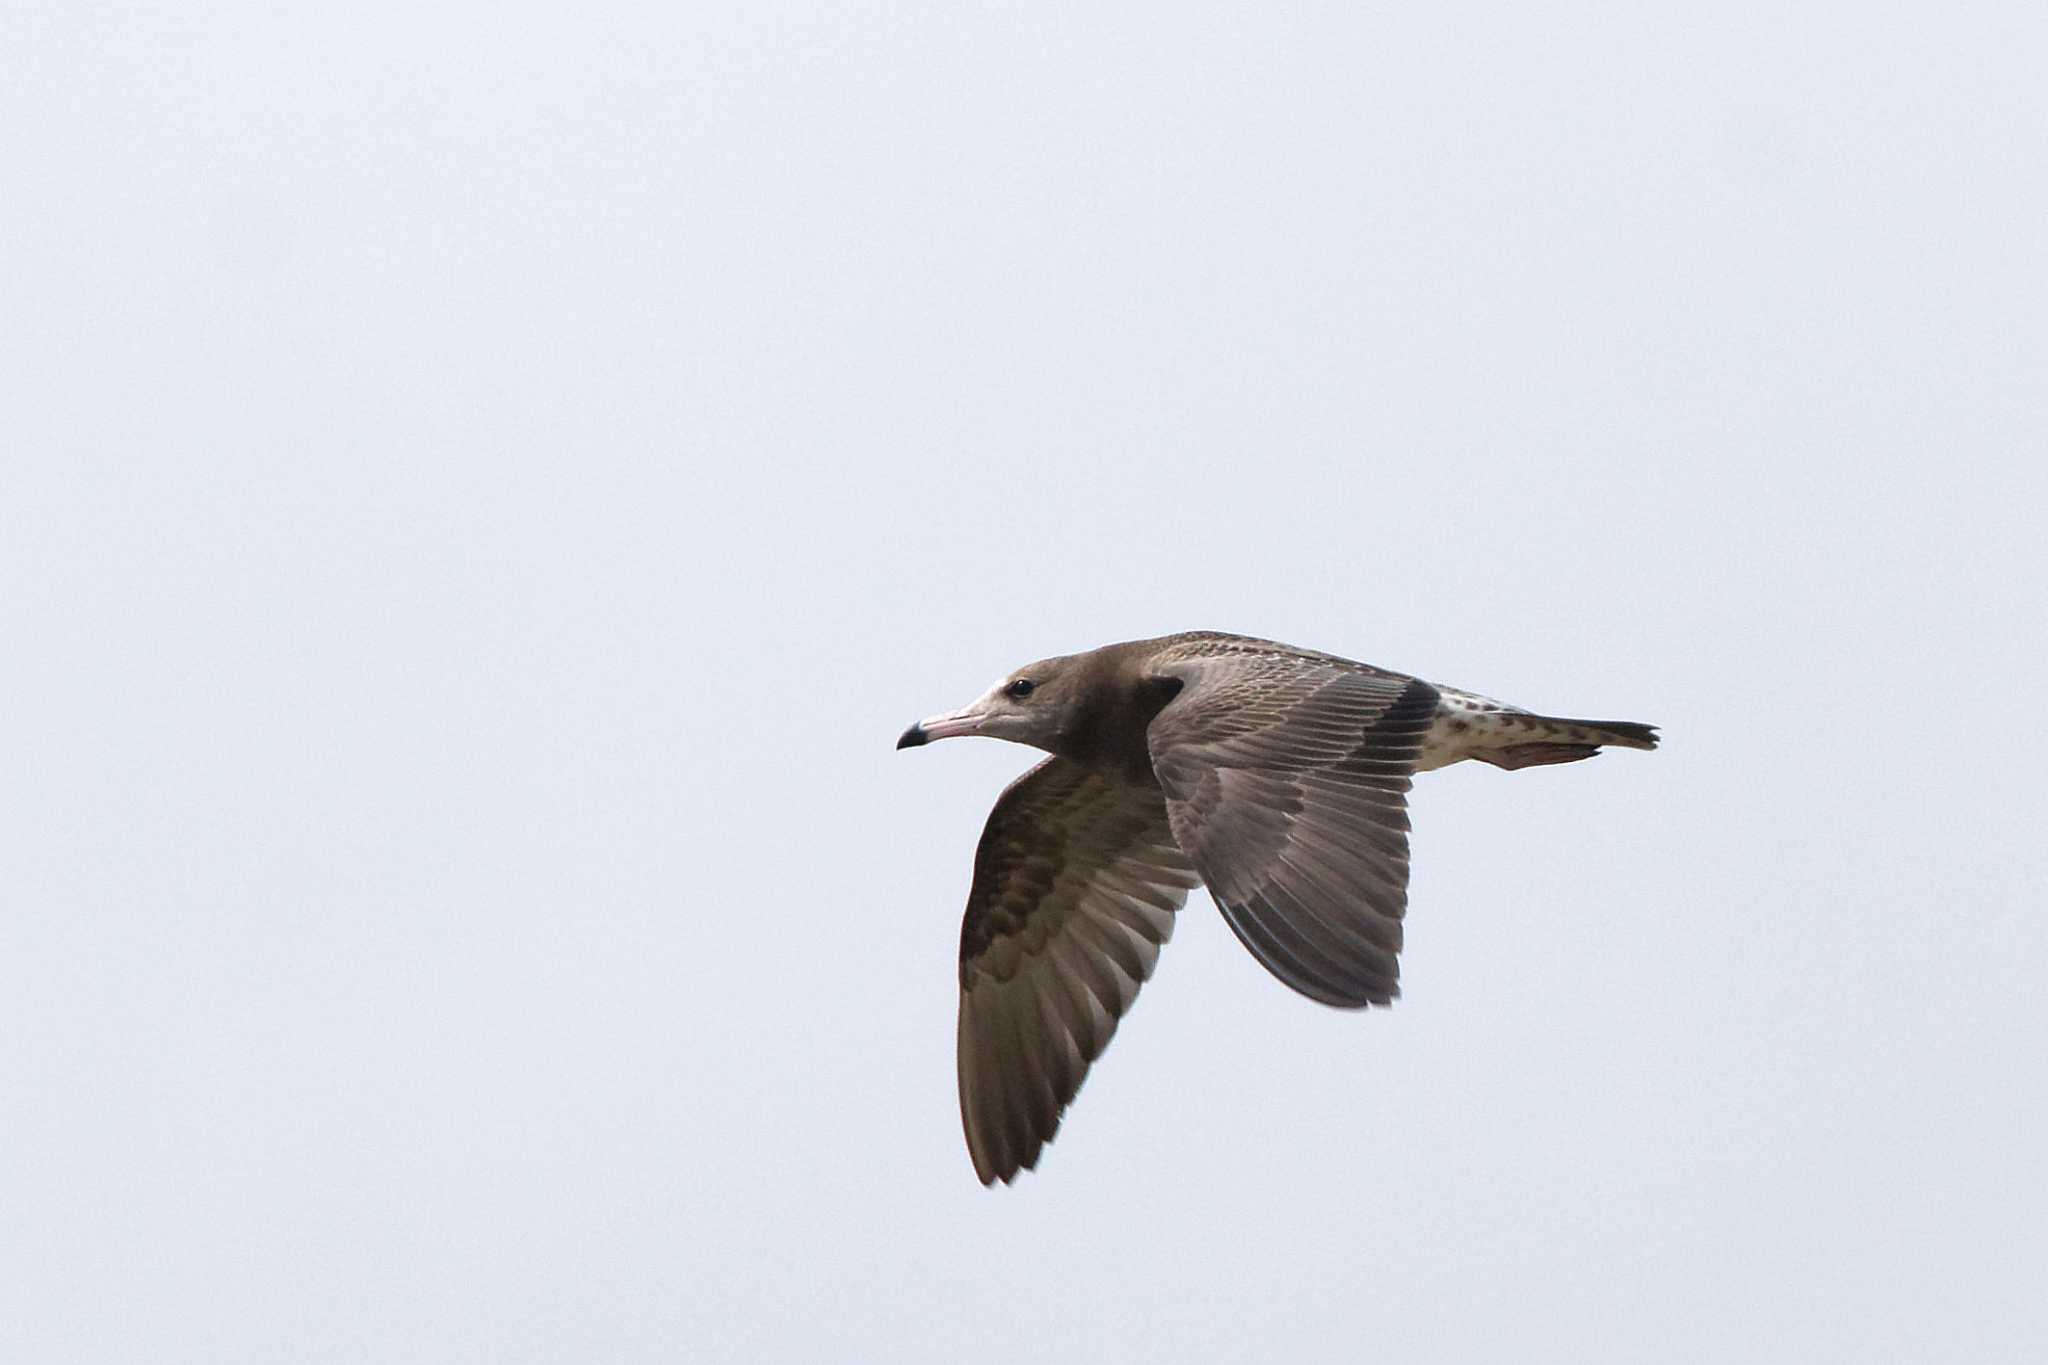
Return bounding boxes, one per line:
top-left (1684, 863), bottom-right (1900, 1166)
top-left (955, 757), bottom-right (1201, 1184)
top-left (1144, 651), bottom-right (1441, 1008)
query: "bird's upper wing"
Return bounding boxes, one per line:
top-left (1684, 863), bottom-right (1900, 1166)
top-left (1144, 649), bottom-right (1441, 1008)
top-left (955, 757), bottom-right (1202, 1185)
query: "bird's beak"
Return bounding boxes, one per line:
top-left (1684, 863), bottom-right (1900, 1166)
top-left (896, 703), bottom-right (988, 749)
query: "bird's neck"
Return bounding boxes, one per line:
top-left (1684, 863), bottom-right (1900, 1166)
top-left (1052, 672), bottom-right (1181, 783)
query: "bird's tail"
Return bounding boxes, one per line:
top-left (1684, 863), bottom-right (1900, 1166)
top-left (1470, 717), bottom-right (1660, 770)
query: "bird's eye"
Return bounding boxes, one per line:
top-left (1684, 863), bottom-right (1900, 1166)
top-left (1004, 678), bottom-right (1035, 699)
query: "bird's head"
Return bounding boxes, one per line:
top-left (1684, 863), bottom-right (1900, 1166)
top-left (897, 653), bottom-right (1084, 755)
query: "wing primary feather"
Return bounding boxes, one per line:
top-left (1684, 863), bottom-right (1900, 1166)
top-left (1260, 861), bottom-right (1404, 966)
top-left (1214, 892), bottom-right (1372, 1007)
top-left (1253, 875), bottom-right (1400, 998)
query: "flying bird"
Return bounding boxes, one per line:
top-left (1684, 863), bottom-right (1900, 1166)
top-left (897, 630), bottom-right (1658, 1185)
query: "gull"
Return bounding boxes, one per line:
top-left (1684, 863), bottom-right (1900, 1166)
top-left (898, 630), bottom-right (1658, 1184)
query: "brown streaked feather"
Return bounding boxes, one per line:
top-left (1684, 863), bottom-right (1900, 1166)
top-left (956, 758), bottom-right (1201, 1185)
top-left (1144, 644), bottom-right (1441, 1008)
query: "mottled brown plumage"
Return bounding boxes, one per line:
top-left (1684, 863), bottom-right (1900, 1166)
top-left (899, 630), bottom-right (1658, 1184)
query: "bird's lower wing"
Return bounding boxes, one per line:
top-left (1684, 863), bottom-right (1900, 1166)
top-left (955, 759), bottom-right (1201, 1184)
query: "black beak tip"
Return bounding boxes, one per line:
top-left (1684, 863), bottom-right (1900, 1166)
top-left (896, 723), bottom-right (928, 750)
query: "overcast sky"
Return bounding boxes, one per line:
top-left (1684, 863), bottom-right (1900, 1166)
top-left (4, 3), bottom-right (2044, 1361)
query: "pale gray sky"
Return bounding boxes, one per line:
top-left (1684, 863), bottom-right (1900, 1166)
top-left (4, 3), bottom-right (2044, 1361)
